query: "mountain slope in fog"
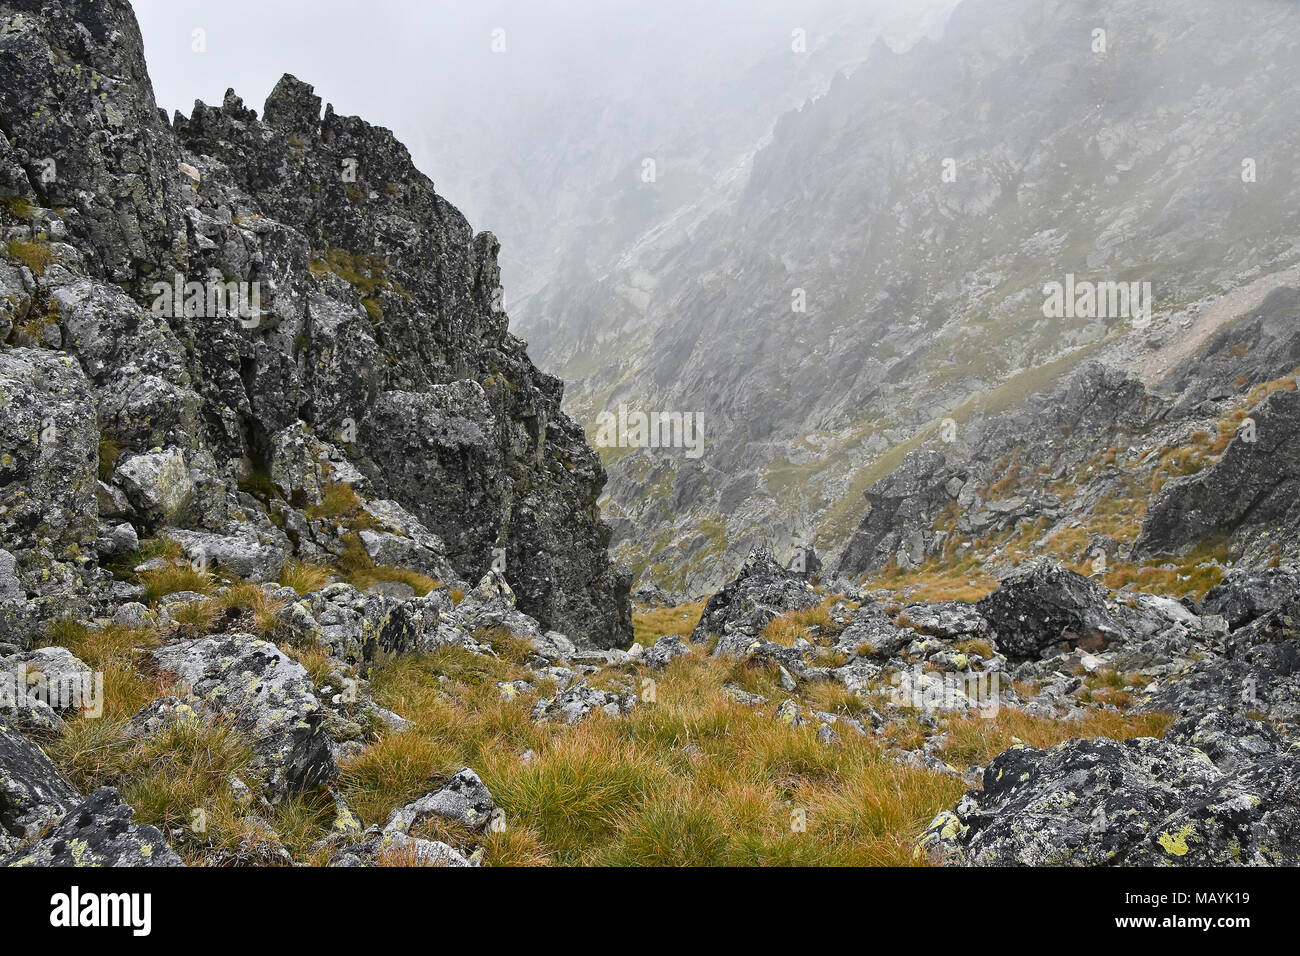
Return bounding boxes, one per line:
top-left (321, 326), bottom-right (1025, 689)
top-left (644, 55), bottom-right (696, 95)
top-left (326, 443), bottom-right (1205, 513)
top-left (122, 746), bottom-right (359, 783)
top-left (530, 0), bottom-right (1300, 594)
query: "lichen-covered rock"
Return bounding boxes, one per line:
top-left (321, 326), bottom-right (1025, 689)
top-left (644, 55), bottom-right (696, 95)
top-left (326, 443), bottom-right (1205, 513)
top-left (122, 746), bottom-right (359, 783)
top-left (0, 0), bottom-right (630, 649)
top-left (1138, 598), bottom-right (1300, 730)
top-left (1201, 565), bottom-right (1300, 630)
top-left (1, 787), bottom-right (184, 867)
top-left (0, 718), bottom-right (80, 843)
top-left (919, 715), bottom-right (1300, 866)
top-left (0, 646), bottom-right (96, 717)
top-left (833, 601), bottom-right (911, 659)
top-left (150, 632), bottom-right (337, 797)
top-left (1136, 388), bottom-right (1300, 564)
top-left (278, 582), bottom-right (470, 667)
top-left (94, 521), bottom-right (139, 559)
top-left (328, 827), bottom-right (475, 867)
top-left (976, 561), bottom-right (1126, 661)
top-left (0, 349), bottom-right (100, 645)
top-left (125, 696), bottom-right (204, 739)
top-left (898, 602), bottom-right (991, 641)
top-left (159, 528), bottom-right (286, 582)
top-left (382, 768), bottom-right (495, 835)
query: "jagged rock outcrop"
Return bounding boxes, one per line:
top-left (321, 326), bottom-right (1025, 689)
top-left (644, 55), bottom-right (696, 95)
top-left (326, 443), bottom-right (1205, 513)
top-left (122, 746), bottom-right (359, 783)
top-left (1161, 286), bottom-right (1300, 414)
top-left (0, 0), bottom-right (630, 647)
top-left (836, 450), bottom-right (965, 576)
top-left (1138, 598), bottom-right (1300, 732)
top-left (836, 363), bottom-right (1171, 578)
top-left (689, 547), bottom-right (820, 654)
top-left (1202, 565), bottom-right (1300, 630)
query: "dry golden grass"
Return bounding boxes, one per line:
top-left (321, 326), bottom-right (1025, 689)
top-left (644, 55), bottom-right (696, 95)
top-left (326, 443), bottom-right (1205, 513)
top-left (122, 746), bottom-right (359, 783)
top-left (286, 641), bottom-right (338, 689)
top-left (954, 638), bottom-right (995, 658)
top-left (7, 238), bottom-right (52, 275)
top-left (41, 599), bottom-right (1188, 867)
top-left (211, 582), bottom-right (287, 635)
top-left (937, 708), bottom-right (1174, 768)
top-left (169, 599), bottom-right (219, 635)
top-left (868, 558), bottom-right (999, 604)
top-left (760, 596), bottom-right (846, 647)
top-left (632, 599), bottom-right (705, 646)
top-left (305, 482), bottom-right (364, 520)
top-left (475, 626), bottom-right (537, 665)
top-left (138, 563), bottom-right (216, 603)
top-left (338, 649), bottom-right (973, 867)
top-left (279, 561), bottom-right (334, 594)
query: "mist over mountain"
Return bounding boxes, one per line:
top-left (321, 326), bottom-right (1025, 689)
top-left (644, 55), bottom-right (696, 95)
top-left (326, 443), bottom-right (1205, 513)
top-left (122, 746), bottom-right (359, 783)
top-left (514, 0), bottom-right (1300, 594)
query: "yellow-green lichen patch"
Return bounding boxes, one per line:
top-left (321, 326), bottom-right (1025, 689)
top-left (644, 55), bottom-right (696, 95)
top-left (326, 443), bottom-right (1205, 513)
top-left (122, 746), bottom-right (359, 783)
top-left (1157, 822), bottom-right (1196, 857)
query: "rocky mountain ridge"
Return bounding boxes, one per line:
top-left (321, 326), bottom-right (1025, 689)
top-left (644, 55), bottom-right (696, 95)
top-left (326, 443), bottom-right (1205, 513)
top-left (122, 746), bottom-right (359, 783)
top-left (0, 0), bottom-right (630, 649)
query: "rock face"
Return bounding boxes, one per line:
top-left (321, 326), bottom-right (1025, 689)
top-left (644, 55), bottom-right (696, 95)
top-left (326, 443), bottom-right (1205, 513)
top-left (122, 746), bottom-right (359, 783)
top-left (1136, 387), bottom-right (1300, 564)
top-left (837, 450), bottom-right (962, 576)
top-left (836, 363), bottom-right (1171, 579)
top-left (0, 0), bottom-right (630, 647)
top-left (1138, 598), bottom-right (1300, 732)
top-left (1202, 566), bottom-right (1300, 630)
top-left (0, 350), bottom-right (100, 645)
top-left (919, 714), bottom-right (1300, 866)
top-left (0, 717), bottom-right (80, 848)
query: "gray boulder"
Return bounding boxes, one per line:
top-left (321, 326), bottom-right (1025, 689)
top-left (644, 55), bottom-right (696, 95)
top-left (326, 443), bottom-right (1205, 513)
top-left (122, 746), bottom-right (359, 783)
top-left (532, 683), bottom-right (637, 724)
top-left (150, 633), bottom-right (337, 798)
top-left (162, 527), bottom-right (287, 582)
top-left (920, 714), bottom-right (1300, 866)
top-left (642, 635), bottom-right (693, 670)
top-left (0, 718), bottom-right (81, 846)
top-left (977, 561), bottom-right (1126, 661)
top-left (2, 787), bottom-right (184, 867)
top-left (382, 768), bottom-right (496, 835)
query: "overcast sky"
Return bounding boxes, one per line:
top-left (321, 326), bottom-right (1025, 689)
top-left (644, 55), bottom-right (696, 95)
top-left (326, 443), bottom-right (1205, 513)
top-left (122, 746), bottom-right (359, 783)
top-left (128, 0), bottom-right (959, 306)
top-left (131, 4), bottom-right (954, 197)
